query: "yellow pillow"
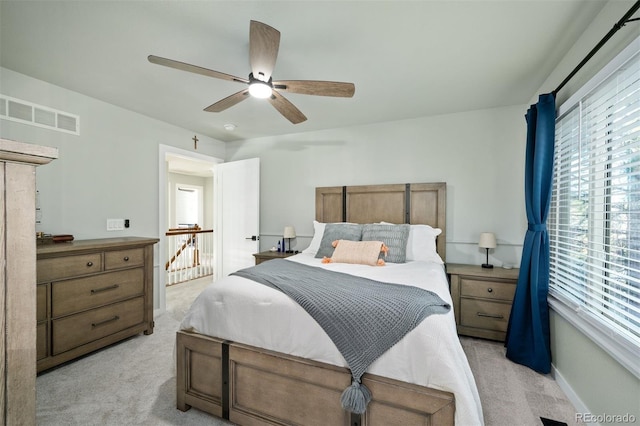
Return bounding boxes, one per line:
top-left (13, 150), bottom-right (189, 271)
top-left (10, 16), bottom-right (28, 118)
top-left (322, 240), bottom-right (388, 266)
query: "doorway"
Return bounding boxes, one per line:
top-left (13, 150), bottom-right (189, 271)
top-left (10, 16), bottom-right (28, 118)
top-left (158, 144), bottom-right (222, 313)
top-left (166, 180), bottom-right (213, 285)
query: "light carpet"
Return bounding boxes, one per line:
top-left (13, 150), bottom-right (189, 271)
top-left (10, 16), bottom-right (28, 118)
top-left (37, 277), bottom-right (578, 425)
top-left (37, 277), bottom-right (226, 426)
top-left (460, 336), bottom-right (577, 426)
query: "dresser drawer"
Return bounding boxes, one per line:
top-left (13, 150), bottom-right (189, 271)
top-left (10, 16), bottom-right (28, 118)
top-left (52, 297), bottom-right (144, 355)
top-left (37, 253), bottom-right (103, 283)
top-left (37, 322), bottom-right (48, 361)
top-left (105, 248), bottom-right (144, 270)
top-left (37, 284), bottom-right (48, 321)
top-left (52, 268), bottom-right (144, 317)
top-left (460, 278), bottom-right (515, 301)
top-left (460, 299), bottom-right (512, 332)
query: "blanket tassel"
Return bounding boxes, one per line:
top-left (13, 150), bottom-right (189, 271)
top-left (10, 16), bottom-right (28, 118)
top-left (340, 380), bottom-right (372, 414)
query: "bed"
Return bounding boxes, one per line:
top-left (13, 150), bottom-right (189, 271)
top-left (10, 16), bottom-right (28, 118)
top-left (176, 183), bottom-right (484, 425)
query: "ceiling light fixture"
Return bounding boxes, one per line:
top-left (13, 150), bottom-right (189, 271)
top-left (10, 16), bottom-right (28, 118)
top-left (248, 81), bottom-right (272, 98)
top-left (248, 72), bottom-right (273, 99)
top-left (223, 123), bottom-right (236, 131)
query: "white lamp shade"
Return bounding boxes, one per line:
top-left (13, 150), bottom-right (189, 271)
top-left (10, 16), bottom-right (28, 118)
top-left (283, 226), bottom-right (296, 239)
top-left (478, 232), bottom-right (497, 249)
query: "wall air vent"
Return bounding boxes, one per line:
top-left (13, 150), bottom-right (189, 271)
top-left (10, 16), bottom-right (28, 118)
top-left (0, 94), bottom-right (80, 135)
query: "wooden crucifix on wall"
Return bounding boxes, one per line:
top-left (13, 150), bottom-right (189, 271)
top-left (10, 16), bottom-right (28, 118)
top-left (192, 135), bottom-right (199, 150)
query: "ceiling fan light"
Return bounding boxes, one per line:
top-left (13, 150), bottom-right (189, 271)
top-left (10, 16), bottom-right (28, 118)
top-left (248, 82), bottom-right (272, 99)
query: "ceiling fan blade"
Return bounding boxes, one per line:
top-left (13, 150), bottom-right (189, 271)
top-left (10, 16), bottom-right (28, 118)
top-left (148, 55), bottom-right (249, 84)
top-left (268, 91), bottom-right (307, 124)
top-left (273, 80), bottom-right (355, 97)
top-left (249, 20), bottom-right (280, 82)
top-left (204, 89), bottom-right (250, 112)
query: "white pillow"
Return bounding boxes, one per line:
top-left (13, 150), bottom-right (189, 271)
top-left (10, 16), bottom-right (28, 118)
top-left (380, 222), bottom-right (443, 263)
top-left (407, 224), bottom-right (443, 263)
top-left (301, 220), bottom-right (326, 255)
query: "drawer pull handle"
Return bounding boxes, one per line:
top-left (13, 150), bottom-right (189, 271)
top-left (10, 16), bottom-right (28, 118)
top-left (487, 288), bottom-right (493, 293)
top-left (91, 316), bottom-right (120, 328)
top-left (91, 284), bottom-right (120, 294)
top-left (477, 312), bottom-right (504, 319)
top-left (123, 256), bottom-right (130, 261)
top-left (87, 261), bottom-right (94, 267)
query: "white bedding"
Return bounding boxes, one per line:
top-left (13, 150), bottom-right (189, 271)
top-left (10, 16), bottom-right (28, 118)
top-left (180, 253), bottom-right (484, 425)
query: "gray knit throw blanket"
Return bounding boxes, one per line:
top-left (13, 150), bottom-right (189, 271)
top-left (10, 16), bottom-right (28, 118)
top-left (231, 259), bottom-right (451, 414)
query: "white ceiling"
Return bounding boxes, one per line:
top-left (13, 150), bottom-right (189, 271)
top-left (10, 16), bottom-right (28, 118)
top-left (0, 1), bottom-right (609, 143)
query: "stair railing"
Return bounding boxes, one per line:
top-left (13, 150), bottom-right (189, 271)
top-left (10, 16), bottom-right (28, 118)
top-left (165, 225), bottom-right (214, 285)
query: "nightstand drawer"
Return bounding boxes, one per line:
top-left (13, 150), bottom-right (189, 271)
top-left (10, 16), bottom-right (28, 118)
top-left (460, 299), bottom-right (511, 332)
top-left (460, 278), bottom-right (515, 301)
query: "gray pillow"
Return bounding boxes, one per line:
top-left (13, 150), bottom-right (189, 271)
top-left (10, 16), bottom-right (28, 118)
top-left (362, 223), bottom-right (410, 263)
top-left (315, 223), bottom-right (363, 258)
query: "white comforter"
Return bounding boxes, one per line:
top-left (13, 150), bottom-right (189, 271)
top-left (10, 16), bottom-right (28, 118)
top-left (180, 253), bottom-right (484, 425)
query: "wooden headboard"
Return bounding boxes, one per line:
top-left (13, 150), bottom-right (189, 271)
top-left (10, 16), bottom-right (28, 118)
top-left (315, 183), bottom-right (446, 261)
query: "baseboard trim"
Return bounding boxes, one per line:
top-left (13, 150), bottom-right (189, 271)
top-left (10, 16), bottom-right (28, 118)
top-left (551, 364), bottom-right (599, 426)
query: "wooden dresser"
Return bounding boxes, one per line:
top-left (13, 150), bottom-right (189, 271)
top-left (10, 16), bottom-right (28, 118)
top-left (36, 237), bottom-right (158, 372)
top-left (0, 139), bottom-right (57, 425)
top-left (447, 263), bottom-right (519, 341)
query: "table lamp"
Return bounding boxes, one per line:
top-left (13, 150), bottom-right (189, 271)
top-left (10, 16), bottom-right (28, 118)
top-left (479, 232), bottom-right (497, 269)
top-left (284, 226), bottom-right (296, 253)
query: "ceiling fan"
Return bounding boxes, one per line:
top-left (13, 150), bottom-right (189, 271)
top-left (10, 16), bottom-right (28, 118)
top-left (148, 20), bottom-right (355, 124)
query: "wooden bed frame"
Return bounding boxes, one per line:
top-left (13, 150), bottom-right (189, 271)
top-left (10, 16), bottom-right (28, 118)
top-left (176, 182), bottom-right (454, 425)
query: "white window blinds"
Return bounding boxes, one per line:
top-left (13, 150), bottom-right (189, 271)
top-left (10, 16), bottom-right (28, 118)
top-left (549, 45), bottom-right (640, 360)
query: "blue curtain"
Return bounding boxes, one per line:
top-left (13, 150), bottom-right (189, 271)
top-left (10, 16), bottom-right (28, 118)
top-left (505, 93), bottom-right (556, 374)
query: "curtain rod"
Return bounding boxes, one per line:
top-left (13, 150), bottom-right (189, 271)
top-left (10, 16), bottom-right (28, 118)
top-left (552, 0), bottom-right (640, 96)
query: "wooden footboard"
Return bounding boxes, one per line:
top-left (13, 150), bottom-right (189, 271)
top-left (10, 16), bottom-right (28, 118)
top-left (176, 331), bottom-right (225, 417)
top-left (176, 330), bottom-right (455, 425)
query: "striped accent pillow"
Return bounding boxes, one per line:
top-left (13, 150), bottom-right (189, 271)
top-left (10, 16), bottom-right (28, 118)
top-left (362, 223), bottom-right (410, 263)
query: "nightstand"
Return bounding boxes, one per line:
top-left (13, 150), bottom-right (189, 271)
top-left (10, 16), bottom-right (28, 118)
top-left (253, 251), bottom-right (296, 265)
top-left (447, 263), bottom-right (519, 341)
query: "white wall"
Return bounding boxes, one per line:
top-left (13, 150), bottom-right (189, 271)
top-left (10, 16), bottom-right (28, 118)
top-left (226, 104), bottom-right (528, 267)
top-left (0, 67), bottom-right (226, 309)
top-left (533, 1), bottom-right (640, 423)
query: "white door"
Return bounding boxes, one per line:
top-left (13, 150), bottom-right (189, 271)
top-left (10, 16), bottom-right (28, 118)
top-left (214, 158), bottom-right (260, 278)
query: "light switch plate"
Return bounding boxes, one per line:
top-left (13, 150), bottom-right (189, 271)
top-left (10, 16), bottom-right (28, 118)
top-left (107, 218), bottom-right (125, 231)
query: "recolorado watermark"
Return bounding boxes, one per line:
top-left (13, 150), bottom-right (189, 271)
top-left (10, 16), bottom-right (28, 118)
top-left (576, 413), bottom-right (637, 424)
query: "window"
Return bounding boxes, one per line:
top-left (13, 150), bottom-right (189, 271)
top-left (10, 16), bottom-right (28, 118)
top-left (549, 37), bottom-right (640, 377)
top-left (175, 184), bottom-right (203, 227)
